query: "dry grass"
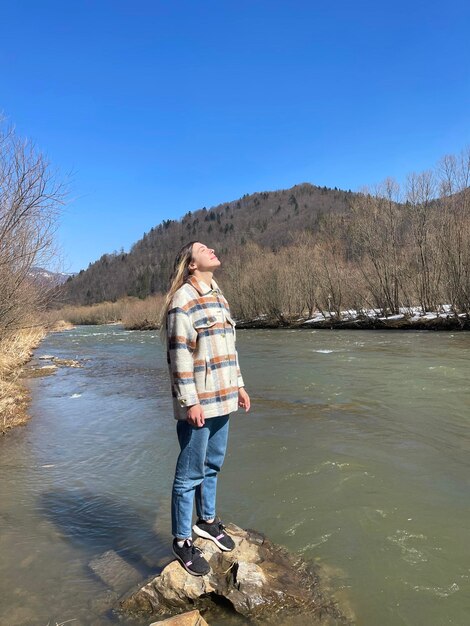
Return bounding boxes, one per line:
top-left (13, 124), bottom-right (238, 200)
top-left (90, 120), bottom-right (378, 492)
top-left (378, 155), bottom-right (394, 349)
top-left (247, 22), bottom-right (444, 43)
top-left (48, 319), bottom-right (75, 332)
top-left (121, 294), bottom-right (164, 329)
top-left (43, 299), bottom-right (126, 326)
top-left (0, 326), bottom-right (46, 434)
top-left (44, 294), bottom-right (165, 330)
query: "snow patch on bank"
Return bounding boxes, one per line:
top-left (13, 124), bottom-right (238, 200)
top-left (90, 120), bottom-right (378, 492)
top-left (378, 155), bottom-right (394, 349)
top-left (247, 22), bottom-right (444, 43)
top-left (303, 304), bottom-right (466, 325)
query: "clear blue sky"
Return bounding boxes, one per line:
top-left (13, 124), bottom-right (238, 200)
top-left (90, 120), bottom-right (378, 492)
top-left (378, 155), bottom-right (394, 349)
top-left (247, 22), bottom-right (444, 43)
top-left (1, 0), bottom-right (469, 273)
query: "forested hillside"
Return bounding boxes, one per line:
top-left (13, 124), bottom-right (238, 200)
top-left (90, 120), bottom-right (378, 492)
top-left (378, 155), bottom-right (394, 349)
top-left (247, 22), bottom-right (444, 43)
top-left (58, 183), bottom-right (352, 305)
top-left (57, 151), bottom-right (470, 323)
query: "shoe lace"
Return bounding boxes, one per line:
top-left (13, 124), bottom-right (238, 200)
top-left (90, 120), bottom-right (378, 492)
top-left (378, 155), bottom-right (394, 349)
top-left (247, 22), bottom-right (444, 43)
top-left (217, 520), bottom-right (226, 532)
top-left (185, 539), bottom-right (203, 556)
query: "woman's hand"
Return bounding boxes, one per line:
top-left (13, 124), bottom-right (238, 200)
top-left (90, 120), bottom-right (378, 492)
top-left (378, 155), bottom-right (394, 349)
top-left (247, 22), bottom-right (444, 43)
top-left (186, 403), bottom-right (206, 427)
top-left (238, 387), bottom-right (251, 412)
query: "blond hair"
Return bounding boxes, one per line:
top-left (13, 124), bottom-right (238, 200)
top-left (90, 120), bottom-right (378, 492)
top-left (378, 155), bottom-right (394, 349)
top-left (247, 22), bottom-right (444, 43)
top-left (159, 241), bottom-right (198, 344)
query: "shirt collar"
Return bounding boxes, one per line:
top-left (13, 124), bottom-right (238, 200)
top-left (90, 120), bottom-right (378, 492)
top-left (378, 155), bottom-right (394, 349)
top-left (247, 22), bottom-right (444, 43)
top-left (187, 274), bottom-right (221, 296)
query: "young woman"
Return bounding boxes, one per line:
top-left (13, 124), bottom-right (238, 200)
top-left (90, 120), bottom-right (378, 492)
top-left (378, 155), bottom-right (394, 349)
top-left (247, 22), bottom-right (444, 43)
top-left (160, 241), bottom-right (251, 576)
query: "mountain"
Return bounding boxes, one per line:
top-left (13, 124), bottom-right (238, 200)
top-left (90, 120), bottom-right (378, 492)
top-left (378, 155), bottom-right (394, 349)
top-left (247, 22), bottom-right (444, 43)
top-left (57, 183), bottom-right (354, 306)
top-left (28, 267), bottom-right (77, 288)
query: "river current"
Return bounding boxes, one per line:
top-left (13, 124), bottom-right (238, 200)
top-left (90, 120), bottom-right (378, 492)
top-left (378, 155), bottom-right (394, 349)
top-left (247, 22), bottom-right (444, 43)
top-left (1, 325), bottom-right (469, 626)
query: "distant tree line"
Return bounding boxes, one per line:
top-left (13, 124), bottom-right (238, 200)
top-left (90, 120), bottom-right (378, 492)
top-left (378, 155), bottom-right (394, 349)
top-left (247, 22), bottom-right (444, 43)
top-left (221, 150), bottom-right (470, 321)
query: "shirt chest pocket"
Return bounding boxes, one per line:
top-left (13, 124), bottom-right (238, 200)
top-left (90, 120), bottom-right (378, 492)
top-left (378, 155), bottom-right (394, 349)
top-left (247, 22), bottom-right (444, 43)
top-left (193, 315), bottom-right (218, 334)
top-left (222, 312), bottom-right (236, 343)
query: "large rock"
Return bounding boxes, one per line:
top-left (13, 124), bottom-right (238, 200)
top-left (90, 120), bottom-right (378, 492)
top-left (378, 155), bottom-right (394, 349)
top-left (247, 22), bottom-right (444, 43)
top-left (121, 524), bottom-right (351, 625)
top-left (149, 609), bottom-right (208, 625)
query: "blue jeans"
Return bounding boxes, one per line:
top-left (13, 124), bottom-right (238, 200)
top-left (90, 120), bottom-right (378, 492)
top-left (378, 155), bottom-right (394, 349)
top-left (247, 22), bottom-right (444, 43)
top-left (171, 414), bottom-right (230, 539)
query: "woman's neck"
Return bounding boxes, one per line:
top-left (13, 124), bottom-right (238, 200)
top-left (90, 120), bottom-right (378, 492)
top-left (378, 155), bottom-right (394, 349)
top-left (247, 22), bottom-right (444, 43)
top-left (193, 269), bottom-right (214, 288)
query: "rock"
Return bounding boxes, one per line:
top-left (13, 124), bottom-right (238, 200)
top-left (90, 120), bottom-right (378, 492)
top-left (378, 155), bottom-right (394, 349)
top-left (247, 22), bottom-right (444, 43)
top-left (120, 523), bottom-right (351, 625)
top-left (21, 355), bottom-right (83, 378)
top-left (89, 550), bottom-right (143, 594)
top-left (37, 354), bottom-right (83, 367)
top-left (51, 357), bottom-right (82, 367)
top-left (149, 609), bottom-right (209, 625)
top-left (21, 364), bottom-right (58, 377)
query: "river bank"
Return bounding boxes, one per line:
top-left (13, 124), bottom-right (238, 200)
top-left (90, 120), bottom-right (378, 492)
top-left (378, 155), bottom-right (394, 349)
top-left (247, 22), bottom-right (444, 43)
top-left (44, 294), bottom-right (470, 332)
top-left (236, 310), bottom-right (470, 331)
top-left (0, 320), bottom-right (74, 435)
top-left (0, 327), bottom-right (46, 434)
top-left (127, 307), bottom-right (470, 331)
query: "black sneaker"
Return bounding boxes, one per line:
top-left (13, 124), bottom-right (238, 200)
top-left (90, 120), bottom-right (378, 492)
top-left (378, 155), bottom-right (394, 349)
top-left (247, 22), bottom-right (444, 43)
top-left (192, 517), bottom-right (235, 552)
top-left (172, 538), bottom-right (210, 576)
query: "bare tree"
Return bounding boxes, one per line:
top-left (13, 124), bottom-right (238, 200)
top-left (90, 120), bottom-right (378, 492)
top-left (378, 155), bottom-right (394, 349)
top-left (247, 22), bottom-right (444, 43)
top-left (0, 123), bottom-right (65, 335)
top-left (350, 179), bottom-right (406, 315)
top-left (287, 231), bottom-right (319, 317)
top-left (437, 148), bottom-right (470, 314)
top-left (313, 215), bottom-right (349, 318)
top-left (405, 170), bottom-right (442, 312)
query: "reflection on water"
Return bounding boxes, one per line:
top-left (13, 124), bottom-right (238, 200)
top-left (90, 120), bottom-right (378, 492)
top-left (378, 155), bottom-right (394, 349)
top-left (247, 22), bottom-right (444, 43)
top-left (0, 325), bottom-right (469, 626)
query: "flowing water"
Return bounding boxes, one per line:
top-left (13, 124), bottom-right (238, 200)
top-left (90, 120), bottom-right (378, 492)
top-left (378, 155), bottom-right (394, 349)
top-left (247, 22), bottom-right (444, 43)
top-left (1, 325), bottom-right (469, 626)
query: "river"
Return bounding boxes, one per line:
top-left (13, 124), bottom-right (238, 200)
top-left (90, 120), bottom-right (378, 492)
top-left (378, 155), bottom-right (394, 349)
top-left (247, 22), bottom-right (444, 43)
top-left (1, 325), bottom-right (469, 626)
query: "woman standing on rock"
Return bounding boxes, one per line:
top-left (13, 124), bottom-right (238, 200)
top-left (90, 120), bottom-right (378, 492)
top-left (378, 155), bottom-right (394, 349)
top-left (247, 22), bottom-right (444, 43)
top-left (160, 241), bottom-right (251, 576)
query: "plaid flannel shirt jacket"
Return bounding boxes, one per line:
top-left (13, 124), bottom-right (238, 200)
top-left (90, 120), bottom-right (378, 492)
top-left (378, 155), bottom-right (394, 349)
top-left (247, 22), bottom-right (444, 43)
top-left (166, 274), bottom-right (245, 420)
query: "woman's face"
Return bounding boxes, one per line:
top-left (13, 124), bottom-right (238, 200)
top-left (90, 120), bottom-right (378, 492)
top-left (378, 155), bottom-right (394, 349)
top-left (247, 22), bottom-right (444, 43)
top-left (189, 242), bottom-right (221, 273)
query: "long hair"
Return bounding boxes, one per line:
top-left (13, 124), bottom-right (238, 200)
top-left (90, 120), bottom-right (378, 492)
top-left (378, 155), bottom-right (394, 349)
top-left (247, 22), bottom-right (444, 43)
top-left (159, 240), bottom-right (198, 344)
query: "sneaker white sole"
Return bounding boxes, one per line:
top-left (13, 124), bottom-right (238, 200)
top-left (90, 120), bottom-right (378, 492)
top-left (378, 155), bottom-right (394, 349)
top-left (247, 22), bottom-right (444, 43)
top-left (192, 525), bottom-right (234, 551)
top-left (171, 547), bottom-right (209, 576)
